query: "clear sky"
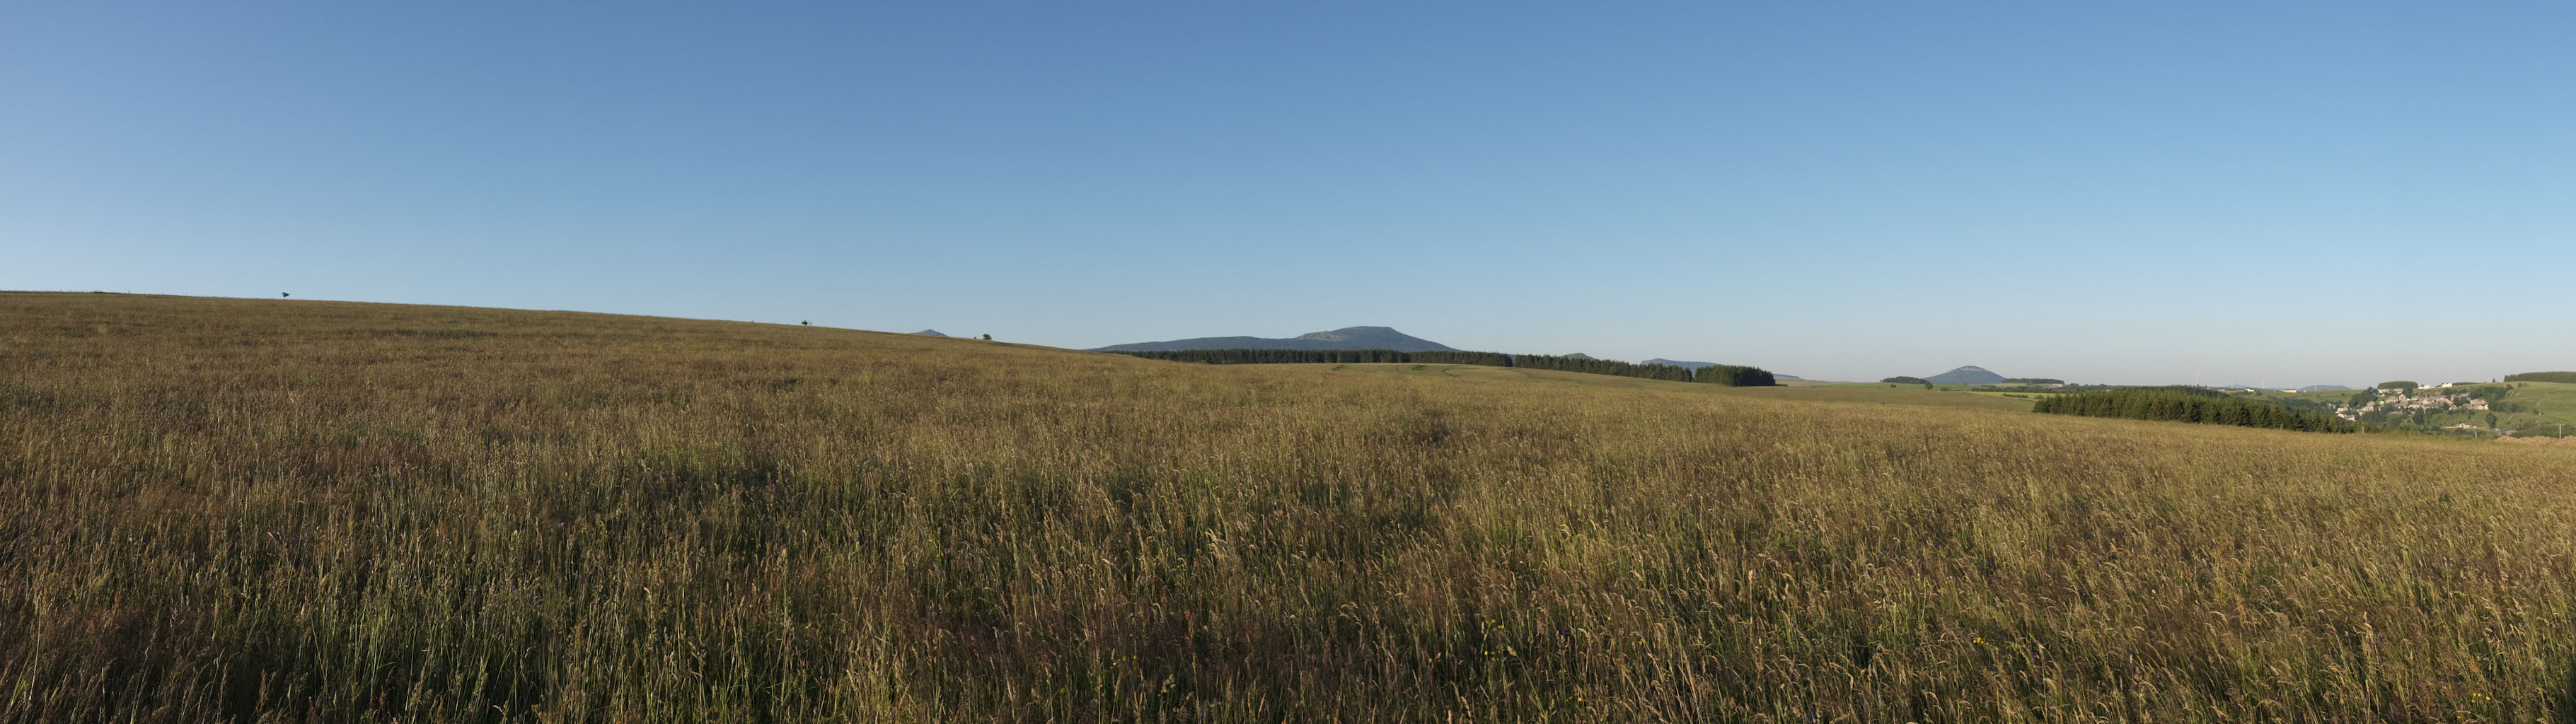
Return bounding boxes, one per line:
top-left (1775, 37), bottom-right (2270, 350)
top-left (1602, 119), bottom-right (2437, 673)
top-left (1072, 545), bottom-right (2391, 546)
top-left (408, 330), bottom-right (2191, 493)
top-left (6, 2), bottom-right (2570, 385)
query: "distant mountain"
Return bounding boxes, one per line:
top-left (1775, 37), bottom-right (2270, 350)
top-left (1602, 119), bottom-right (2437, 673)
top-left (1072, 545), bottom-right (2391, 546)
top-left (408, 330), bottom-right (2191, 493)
top-left (2298, 385), bottom-right (2355, 392)
top-left (1775, 374), bottom-right (1804, 380)
top-left (1092, 326), bottom-right (1459, 353)
top-left (1561, 353), bottom-right (1597, 361)
top-left (1923, 366), bottom-right (2006, 385)
top-left (911, 329), bottom-right (948, 337)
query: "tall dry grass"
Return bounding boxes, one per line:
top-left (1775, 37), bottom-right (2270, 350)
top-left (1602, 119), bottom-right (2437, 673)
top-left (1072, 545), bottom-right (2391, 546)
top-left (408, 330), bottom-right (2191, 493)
top-left (2, 292), bottom-right (2572, 723)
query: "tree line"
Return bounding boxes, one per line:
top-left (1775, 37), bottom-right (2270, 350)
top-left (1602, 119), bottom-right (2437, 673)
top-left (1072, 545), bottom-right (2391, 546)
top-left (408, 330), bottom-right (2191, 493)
top-left (1694, 364), bottom-right (1778, 387)
top-left (1109, 349), bottom-right (1777, 386)
top-left (2033, 387), bottom-right (2356, 433)
top-left (2505, 371), bottom-right (2576, 384)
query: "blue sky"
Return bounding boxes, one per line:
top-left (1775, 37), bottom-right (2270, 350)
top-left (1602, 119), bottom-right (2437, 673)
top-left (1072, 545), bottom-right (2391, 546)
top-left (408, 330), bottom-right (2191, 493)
top-left (6, 1), bottom-right (2570, 385)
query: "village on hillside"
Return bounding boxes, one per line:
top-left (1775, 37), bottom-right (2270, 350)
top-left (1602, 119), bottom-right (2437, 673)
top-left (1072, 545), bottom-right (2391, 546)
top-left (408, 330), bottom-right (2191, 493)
top-left (2326, 383), bottom-right (2519, 433)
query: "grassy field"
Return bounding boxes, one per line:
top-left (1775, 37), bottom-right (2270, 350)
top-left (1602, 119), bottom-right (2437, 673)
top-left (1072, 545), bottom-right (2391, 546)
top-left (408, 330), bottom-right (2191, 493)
top-left (1801, 380), bottom-right (1993, 390)
top-left (2505, 383), bottom-right (2576, 435)
top-left (1332, 363), bottom-right (2036, 411)
top-left (5, 292), bottom-right (2575, 723)
top-left (2510, 383), bottom-right (2576, 414)
top-left (1722, 384), bottom-right (2037, 411)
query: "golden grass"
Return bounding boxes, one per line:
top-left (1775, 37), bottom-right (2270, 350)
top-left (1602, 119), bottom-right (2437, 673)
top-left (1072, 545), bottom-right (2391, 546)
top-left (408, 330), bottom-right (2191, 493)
top-left (1324, 363), bottom-right (2035, 411)
top-left (3, 292), bottom-right (2572, 723)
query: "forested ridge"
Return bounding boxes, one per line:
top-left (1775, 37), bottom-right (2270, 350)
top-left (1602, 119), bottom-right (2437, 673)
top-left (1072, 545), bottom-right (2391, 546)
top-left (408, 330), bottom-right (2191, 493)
top-left (2505, 371), bottom-right (2576, 384)
top-left (1109, 349), bottom-right (1778, 386)
top-left (2034, 387), bottom-right (2356, 433)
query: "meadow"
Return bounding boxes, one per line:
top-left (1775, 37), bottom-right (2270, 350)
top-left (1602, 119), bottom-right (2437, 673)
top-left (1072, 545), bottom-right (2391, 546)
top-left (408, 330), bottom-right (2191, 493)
top-left (4, 292), bottom-right (2573, 723)
top-left (2501, 383), bottom-right (2576, 436)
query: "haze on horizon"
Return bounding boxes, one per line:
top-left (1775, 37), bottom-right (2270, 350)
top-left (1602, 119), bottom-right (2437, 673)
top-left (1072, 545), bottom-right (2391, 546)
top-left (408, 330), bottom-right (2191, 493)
top-left (5, 2), bottom-right (2570, 387)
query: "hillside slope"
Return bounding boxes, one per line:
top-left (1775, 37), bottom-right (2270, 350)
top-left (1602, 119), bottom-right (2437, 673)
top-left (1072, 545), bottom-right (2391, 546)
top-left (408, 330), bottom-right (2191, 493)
top-left (2506, 381), bottom-right (2576, 432)
top-left (4, 292), bottom-right (2572, 723)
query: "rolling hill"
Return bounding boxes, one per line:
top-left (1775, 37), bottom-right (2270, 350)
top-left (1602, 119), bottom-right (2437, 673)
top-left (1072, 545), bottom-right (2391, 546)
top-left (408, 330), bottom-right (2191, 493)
top-left (1092, 325), bottom-right (1457, 352)
top-left (6, 291), bottom-right (2573, 723)
top-left (1922, 365), bottom-right (2006, 385)
top-left (2502, 380), bottom-right (2576, 436)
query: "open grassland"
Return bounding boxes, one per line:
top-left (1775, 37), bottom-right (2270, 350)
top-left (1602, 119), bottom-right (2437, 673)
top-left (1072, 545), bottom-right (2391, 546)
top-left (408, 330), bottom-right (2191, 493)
top-left (2507, 383), bottom-right (2576, 432)
top-left (1721, 384), bottom-right (2036, 411)
top-left (1803, 381), bottom-right (1989, 390)
top-left (2514, 383), bottom-right (2576, 411)
top-left (4, 292), bottom-right (2575, 723)
top-left (1327, 363), bottom-right (2034, 411)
